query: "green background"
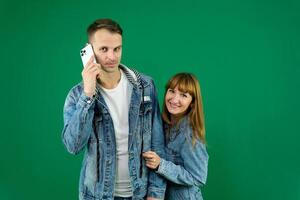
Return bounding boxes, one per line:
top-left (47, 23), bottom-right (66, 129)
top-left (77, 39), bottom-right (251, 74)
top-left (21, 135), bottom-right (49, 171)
top-left (1, 0), bottom-right (299, 199)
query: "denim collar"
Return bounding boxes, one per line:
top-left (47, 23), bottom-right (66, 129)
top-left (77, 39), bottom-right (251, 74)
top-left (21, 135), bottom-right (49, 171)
top-left (165, 116), bottom-right (190, 141)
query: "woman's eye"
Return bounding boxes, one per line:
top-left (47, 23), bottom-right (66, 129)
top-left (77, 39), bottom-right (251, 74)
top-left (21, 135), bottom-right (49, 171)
top-left (168, 89), bottom-right (175, 93)
top-left (181, 94), bottom-right (187, 97)
top-left (181, 93), bottom-right (189, 98)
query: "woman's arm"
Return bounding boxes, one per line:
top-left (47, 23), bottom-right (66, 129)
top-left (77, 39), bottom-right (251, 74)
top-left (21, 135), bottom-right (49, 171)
top-left (157, 140), bottom-right (208, 186)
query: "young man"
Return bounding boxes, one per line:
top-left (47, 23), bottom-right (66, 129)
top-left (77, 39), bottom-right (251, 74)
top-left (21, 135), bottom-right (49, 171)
top-left (62, 19), bottom-right (166, 200)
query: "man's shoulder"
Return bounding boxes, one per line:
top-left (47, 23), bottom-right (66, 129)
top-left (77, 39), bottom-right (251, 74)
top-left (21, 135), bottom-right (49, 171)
top-left (139, 72), bottom-right (154, 84)
top-left (121, 64), bottom-right (155, 87)
top-left (132, 69), bottom-right (155, 87)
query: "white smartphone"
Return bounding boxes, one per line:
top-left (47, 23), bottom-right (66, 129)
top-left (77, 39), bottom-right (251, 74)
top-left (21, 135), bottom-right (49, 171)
top-left (80, 43), bottom-right (96, 67)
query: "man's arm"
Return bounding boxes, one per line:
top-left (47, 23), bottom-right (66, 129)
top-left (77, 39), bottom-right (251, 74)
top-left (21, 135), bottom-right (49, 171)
top-left (147, 81), bottom-right (166, 199)
top-left (62, 56), bottom-right (102, 154)
top-left (61, 87), bottom-right (96, 154)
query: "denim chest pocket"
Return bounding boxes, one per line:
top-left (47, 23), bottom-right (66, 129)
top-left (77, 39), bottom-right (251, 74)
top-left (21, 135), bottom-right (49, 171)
top-left (138, 101), bottom-right (152, 153)
top-left (139, 101), bottom-right (152, 132)
top-left (88, 115), bottom-right (104, 154)
top-left (88, 138), bottom-right (102, 156)
top-left (93, 111), bottom-right (112, 140)
top-left (93, 114), bottom-right (102, 135)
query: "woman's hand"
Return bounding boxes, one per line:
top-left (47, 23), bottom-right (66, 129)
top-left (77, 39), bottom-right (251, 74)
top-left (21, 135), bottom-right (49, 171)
top-left (143, 151), bottom-right (161, 170)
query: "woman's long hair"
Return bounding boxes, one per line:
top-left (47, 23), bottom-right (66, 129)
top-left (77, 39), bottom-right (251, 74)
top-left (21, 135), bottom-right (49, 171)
top-left (162, 73), bottom-right (206, 144)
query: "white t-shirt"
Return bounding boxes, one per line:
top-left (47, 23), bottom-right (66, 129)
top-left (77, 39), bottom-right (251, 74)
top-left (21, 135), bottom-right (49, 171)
top-left (100, 70), bottom-right (133, 197)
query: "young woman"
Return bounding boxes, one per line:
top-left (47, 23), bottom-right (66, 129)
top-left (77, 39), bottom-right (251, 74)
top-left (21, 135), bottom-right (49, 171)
top-left (143, 73), bottom-right (208, 200)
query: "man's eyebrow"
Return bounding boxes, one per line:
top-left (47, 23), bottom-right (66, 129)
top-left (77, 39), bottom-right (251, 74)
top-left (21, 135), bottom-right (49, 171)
top-left (97, 45), bottom-right (122, 49)
top-left (97, 45), bottom-right (107, 48)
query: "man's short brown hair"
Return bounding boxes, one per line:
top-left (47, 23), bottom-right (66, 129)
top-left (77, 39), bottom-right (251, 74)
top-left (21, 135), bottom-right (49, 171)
top-left (87, 18), bottom-right (123, 39)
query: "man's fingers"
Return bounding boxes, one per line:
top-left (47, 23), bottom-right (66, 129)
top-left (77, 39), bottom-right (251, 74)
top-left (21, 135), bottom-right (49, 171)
top-left (90, 66), bottom-right (100, 73)
top-left (84, 64), bottom-right (100, 74)
top-left (87, 55), bottom-right (95, 65)
top-left (84, 56), bottom-right (97, 69)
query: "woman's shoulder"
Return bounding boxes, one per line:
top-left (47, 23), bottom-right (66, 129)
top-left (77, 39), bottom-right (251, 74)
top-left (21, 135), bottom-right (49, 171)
top-left (178, 117), bottom-right (206, 148)
top-left (178, 117), bottom-right (193, 138)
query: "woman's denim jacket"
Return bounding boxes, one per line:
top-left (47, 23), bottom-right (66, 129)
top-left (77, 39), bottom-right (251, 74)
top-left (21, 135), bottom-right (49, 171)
top-left (156, 117), bottom-right (208, 200)
top-left (62, 65), bottom-right (166, 200)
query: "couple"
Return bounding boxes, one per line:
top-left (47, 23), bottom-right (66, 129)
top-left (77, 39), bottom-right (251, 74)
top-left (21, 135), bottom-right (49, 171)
top-left (62, 18), bottom-right (208, 200)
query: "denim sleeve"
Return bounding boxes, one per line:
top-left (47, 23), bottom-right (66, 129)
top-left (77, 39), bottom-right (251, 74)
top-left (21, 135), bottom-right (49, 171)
top-left (147, 81), bottom-right (167, 199)
top-left (61, 87), bottom-right (96, 155)
top-left (157, 140), bottom-right (209, 187)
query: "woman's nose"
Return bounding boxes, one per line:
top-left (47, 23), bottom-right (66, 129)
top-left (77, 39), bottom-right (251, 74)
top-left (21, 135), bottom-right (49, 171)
top-left (170, 94), bottom-right (180, 103)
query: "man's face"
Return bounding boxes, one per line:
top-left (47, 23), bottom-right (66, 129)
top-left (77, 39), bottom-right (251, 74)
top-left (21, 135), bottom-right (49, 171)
top-left (89, 29), bottom-right (122, 73)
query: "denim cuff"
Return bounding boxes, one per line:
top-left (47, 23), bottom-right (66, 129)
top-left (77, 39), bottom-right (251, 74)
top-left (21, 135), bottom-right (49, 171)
top-left (156, 159), bottom-right (167, 175)
top-left (147, 186), bottom-right (165, 199)
top-left (77, 93), bottom-right (95, 109)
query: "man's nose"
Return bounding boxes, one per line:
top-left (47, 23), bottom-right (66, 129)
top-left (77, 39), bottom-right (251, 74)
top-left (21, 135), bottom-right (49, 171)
top-left (107, 50), bottom-right (116, 60)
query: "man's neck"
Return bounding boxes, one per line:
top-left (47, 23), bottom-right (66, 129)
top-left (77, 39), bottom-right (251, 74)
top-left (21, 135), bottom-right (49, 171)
top-left (98, 69), bottom-right (122, 89)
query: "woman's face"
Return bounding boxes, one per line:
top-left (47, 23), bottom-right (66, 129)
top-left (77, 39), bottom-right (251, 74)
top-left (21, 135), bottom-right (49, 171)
top-left (165, 86), bottom-right (193, 117)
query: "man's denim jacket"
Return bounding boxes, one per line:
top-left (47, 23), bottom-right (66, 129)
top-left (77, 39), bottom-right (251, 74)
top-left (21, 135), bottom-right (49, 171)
top-left (62, 65), bottom-right (166, 200)
top-left (156, 117), bottom-right (208, 200)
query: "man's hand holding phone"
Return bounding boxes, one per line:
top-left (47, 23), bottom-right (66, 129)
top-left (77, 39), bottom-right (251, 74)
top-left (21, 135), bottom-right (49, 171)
top-left (82, 55), bottom-right (102, 97)
top-left (80, 44), bottom-right (102, 98)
